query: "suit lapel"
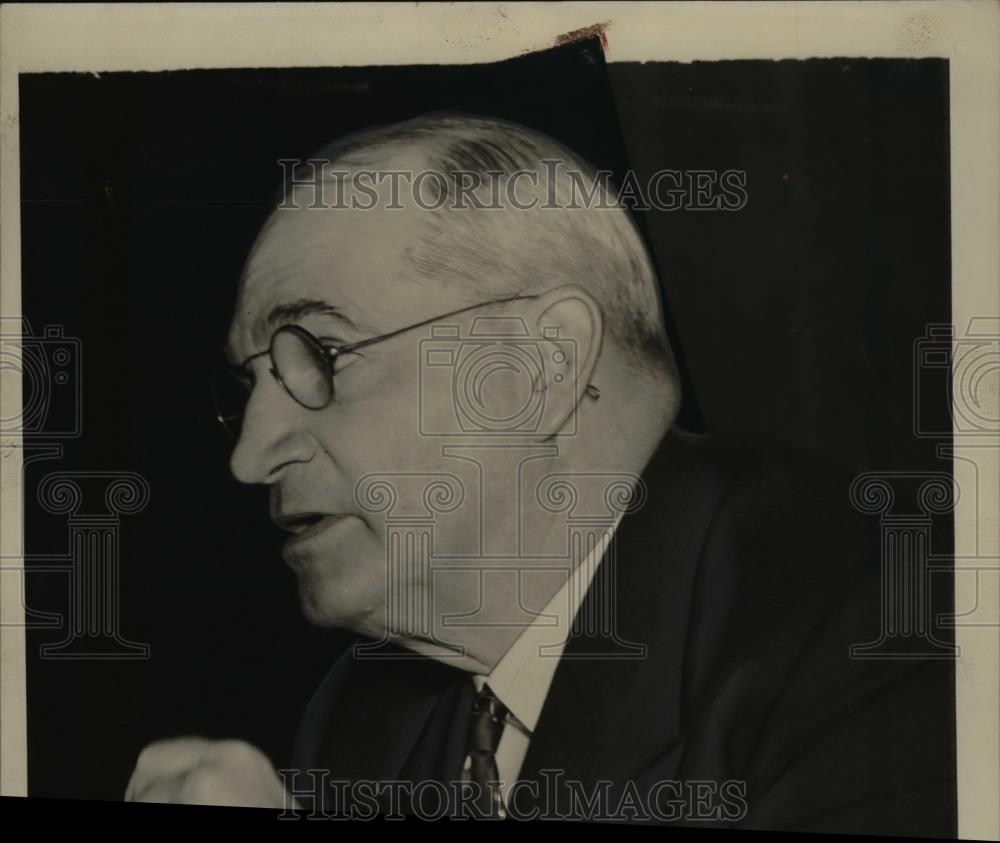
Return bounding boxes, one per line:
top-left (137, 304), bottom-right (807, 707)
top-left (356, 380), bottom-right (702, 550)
top-left (517, 431), bottom-right (732, 799)
top-left (308, 642), bottom-right (472, 785)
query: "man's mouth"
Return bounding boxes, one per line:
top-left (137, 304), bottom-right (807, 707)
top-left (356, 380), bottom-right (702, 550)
top-left (274, 512), bottom-right (351, 545)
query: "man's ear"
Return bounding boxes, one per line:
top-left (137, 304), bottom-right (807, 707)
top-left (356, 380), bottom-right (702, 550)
top-left (528, 285), bottom-right (604, 436)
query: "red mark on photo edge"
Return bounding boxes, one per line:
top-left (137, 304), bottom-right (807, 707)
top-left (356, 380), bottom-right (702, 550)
top-left (553, 21), bottom-right (610, 51)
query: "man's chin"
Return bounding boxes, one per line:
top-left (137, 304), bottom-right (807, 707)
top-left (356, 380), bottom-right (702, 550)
top-left (293, 588), bottom-right (465, 662)
top-left (295, 582), bottom-right (375, 630)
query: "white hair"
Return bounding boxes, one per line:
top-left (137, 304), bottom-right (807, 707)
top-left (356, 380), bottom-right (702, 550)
top-left (295, 114), bottom-right (678, 382)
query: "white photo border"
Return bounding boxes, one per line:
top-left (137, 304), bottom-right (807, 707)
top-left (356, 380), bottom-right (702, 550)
top-left (1, 3), bottom-right (996, 837)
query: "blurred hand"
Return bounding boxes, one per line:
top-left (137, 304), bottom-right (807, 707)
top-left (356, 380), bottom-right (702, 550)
top-left (125, 738), bottom-right (296, 809)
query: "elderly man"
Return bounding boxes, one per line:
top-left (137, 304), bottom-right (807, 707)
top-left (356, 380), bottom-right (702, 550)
top-left (126, 115), bottom-right (952, 832)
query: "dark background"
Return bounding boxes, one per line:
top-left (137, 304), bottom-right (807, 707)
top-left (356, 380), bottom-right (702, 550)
top-left (18, 41), bottom-right (953, 800)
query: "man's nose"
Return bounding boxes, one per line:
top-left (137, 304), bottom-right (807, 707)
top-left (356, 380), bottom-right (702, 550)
top-left (229, 376), bottom-right (316, 485)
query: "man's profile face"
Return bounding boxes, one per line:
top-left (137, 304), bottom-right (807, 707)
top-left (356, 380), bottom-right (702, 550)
top-left (225, 192), bottom-right (529, 663)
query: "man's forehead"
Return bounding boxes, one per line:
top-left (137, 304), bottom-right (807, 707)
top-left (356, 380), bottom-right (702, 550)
top-left (257, 201), bottom-right (401, 281)
top-left (227, 203), bottom-right (455, 354)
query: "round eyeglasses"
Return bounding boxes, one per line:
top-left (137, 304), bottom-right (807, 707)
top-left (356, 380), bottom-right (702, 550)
top-left (212, 324), bottom-right (341, 437)
top-left (212, 295), bottom-right (557, 438)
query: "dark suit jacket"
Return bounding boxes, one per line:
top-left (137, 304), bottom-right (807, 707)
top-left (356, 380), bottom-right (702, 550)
top-left (291, 429), bottom-right (956, 833)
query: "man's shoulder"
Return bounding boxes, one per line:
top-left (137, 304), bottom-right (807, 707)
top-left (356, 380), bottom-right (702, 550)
top-left (660, 434), bottom-right (954, 834)
top-left (670, 431), bottom-right (876, 685)
top-left (669, 431), bottom-right (867, 589)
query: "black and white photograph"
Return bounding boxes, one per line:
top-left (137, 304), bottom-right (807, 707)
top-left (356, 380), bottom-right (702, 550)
top-left (1, 2), bottom-right (997, 836)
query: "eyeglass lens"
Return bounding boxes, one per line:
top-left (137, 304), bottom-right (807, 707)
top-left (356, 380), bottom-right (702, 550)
top-left (211, 326), bottom-right (335, 436)
top-left (271, 327), bottom-right (333, 410)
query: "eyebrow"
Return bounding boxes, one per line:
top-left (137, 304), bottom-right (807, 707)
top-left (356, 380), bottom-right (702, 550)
top-left (263, 298), bottom-right (359, 334)
top-left (227, 298), bottom-right (360, 363)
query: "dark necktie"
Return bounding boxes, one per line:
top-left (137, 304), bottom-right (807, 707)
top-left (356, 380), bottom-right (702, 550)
top-left (464, 682), bottom-right (508, 818)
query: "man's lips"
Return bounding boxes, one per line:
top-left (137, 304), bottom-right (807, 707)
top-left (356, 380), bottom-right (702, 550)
top-left (273, 512), bottom-right (352, 546)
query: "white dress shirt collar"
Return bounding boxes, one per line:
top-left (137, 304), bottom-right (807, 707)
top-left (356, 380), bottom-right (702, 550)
top-left (473, 512), bottom-right (624, 735)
